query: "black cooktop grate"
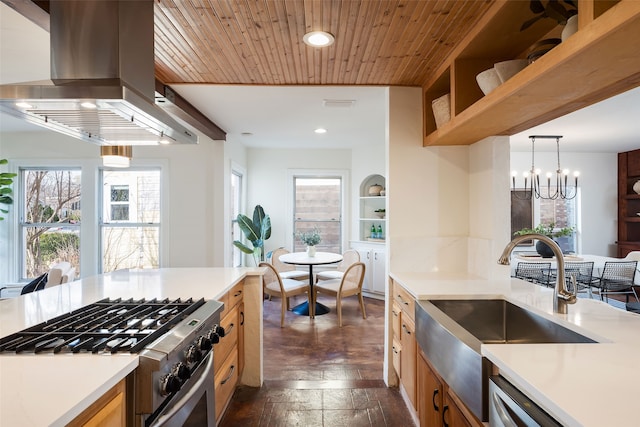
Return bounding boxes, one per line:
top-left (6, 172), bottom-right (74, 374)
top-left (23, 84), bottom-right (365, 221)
top-left (0, 297), bottom-right (206, 354)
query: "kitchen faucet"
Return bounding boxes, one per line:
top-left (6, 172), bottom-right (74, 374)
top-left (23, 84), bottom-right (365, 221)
top-left (498, 233), bottom-right (576, 314)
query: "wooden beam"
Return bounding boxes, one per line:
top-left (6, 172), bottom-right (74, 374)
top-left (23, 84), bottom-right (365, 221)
top-left (155, 79), bottom-right (226, 141)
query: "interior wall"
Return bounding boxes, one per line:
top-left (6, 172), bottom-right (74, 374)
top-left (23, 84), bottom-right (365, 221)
top-left (510, 150), bottom-right (617, 256)
top-left (245, 147), bottom-right (352, 260)
top-left (0, 129), bottom-right (226, 282)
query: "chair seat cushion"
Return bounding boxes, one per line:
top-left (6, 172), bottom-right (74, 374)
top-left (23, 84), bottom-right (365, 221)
top-left (279, 270), bottom-right (309, 280)
top-left (316, 271), bottom-right (343, 281)
top-left (316, 279), bottom-right (342, 293)
top-left (265, 278), bottom-right (308, 294)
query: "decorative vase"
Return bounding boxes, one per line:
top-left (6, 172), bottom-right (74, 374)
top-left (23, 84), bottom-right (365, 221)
top-left (561, 15), bottom-right (578, 42)
top-left (306, 245), bottom-right (316, 257)
top-left (368, 184), bottom-right (383, 196)
top-left (535, 240), bottom-right (555, 258)
top-left (633, 180), bottom-right (640, 195)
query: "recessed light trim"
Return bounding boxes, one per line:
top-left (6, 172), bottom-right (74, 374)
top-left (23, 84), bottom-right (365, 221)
top-left (303, 31), bottom-right (335, 47)
top-left (314, 128), bottom-right (327, 134)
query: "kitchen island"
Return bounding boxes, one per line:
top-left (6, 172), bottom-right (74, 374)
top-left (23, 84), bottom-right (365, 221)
top-left (391, 271), bottom-right (640, 426)
top-left (0, 267), bottom-right (264, 427)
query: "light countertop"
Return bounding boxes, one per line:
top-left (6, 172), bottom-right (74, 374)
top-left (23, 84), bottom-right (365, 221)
top-left (0, 267), bottom-right (261, 427)
top-left (390, 271), bottom-right (640, 427)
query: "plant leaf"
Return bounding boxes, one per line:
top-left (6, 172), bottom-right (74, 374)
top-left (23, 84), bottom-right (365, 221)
top-left (261, 215), bottom-right (271, 240)
top-left (529, 0), bottom-right (545, 14)
top-left (252, 205), bottom-right (266, 232)
top-left (237, 214), bottom-right (260, 243)
top-left (233, 240), bottom-right (255, 254)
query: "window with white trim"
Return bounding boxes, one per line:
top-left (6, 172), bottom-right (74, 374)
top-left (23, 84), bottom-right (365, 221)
top-left (100, 169), bottom-right (161, 272)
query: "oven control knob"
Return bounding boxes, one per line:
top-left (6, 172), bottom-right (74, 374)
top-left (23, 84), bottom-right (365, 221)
top-left (213, 324), bottom-right (226, 338)
top-left (160, 374), bottom-right (182, 396)
top-left (197, 335), bottom-right (212, 351)
top-left (207, 330), bottom-right (220, 344)
top-left (186, 345), bottom-right (203, 364)
top-left (174, 362), bottom-right (191, 381)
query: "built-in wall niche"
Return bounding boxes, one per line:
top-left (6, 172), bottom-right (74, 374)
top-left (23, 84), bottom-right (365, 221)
top-left (359, 174), bottom-right (386, 241)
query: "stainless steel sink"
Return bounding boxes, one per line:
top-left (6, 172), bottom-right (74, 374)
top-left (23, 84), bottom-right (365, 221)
top-left (415, 299), bottom-right (597, 422)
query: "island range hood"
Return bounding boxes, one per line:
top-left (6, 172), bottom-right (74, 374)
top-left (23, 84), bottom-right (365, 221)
top-left (0, 0), bottom-right (197, 145)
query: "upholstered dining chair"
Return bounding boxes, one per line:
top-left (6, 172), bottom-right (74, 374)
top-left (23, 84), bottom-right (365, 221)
top-left (314, 262), bottom-right (366, 327)
top-left (270, 248), bottom-right (309, 281)
top-left (259, 262), bottom-right (309, 327)
top-left (315, 249), bottom-right (360, 283)
top-left (591, 261), bottom-right (639, 303)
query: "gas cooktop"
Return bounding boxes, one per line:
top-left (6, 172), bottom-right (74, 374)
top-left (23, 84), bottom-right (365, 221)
top-left (0, 297), bottom-right (206, 354)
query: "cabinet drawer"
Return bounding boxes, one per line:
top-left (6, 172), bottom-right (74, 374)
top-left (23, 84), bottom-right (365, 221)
top-left (214, 305), bottom-right (239, 373)
top-left (392, 337), bottom-right (401, 376)
top-left (214, 347), bottom-right (238, 422)
top-left (391, 301), bottom-right (401, 339)
top-left (393, 281), bottom-right (415, 321)
top-left (219, 281), bottom-right (244, 320)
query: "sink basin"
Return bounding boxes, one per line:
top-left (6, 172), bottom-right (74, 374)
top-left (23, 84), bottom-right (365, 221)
top-left (415, 298), bottom-right (597, 421)
top-left (429, 299), bottom-right (596, 345)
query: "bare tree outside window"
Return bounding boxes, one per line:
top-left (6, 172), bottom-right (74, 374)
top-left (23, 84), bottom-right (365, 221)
top-left (21, 169), bottom-right (81, 279)
top-left (100, 170), bottom-right (161, 272)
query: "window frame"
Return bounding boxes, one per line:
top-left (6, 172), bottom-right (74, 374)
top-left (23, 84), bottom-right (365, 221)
top-left (286, 169), bottom-right (349, 253)
top-left (98, 166), bottom-right (163, 274)
top-left (230, 162), bottom-right (246, 267)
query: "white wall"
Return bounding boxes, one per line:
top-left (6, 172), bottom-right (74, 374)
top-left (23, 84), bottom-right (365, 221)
top-left (0, 129), bottom-right (226, 282)
top-left (510, 150), bottom-right (617, 256)
top-left (245, 148), bottom-right (352, 258)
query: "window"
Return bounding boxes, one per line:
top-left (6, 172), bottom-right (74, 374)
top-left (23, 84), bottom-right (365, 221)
top-left (293, 176), bottom-right (342, 253)
top-left (538, 190), bottom-right (579, 253)
top-left (19, 168), bottom-right (81, 279)
top-left (231, 169), bottom-right (243, 267)
top-left (100, 169), bottom-right (161, 273)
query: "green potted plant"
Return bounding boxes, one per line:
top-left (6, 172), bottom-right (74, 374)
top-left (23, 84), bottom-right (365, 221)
top-left (297, 228), bottom-right (321, 257)
top-left (520, 0), bottom-right (577, 31)
top-left (514, 222), bottom-right (574, 258)
top-left (233, 205), bottom-right (271, 265)
top-left (0, 159), bottom-right (17, 221)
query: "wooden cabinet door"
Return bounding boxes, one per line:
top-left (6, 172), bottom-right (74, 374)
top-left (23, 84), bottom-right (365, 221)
top-left (418, 349), bottom-right (443, 427)
top-left (400, 314), bottom-right (416, 409)
top-left (443, 388), bottom-right (482, 427)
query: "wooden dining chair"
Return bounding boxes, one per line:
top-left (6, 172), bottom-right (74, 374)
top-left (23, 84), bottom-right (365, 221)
top-left (270, 248), bottom-right (309, 281)
top-left (315, 249), bottom-right (360, 283)
top-left (314, 262), bottom-right (366, 327)
top-left (259, 262), bottom-right (309, 327)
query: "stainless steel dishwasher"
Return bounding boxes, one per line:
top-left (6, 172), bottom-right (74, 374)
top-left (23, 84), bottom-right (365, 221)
top-left (489, 376), bottom-right (562, 427)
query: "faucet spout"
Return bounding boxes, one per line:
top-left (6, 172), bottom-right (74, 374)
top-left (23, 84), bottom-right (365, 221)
top-left (498, 233), bottom-right (576, 314)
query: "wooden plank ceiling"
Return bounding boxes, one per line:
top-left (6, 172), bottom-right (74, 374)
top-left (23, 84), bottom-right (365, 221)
top-left (154, 0), bottom-right (495, 86)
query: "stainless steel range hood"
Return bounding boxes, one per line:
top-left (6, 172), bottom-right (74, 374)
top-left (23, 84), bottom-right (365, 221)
top-left (0, 0), bottom-right (197, 145)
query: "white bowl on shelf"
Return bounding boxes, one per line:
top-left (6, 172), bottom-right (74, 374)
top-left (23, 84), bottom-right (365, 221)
top-left (494, 59), bottom-right (528, 83)
top-left (476, 68), bottom-right (501, 95)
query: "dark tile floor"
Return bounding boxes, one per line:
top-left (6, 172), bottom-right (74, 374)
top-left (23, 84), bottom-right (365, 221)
top-left (219, 293), bottom-right (415, 426)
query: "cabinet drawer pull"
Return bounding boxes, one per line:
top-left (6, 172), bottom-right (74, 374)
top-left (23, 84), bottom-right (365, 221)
top-left (240, 311), bottom-right (245, 326)
top-left (432, 389), bottom-right (439, 411)
top-left (220, 364), bottom-right (236, 385)
top-left (225, 322), bottom-right (235, 335)
top-left (442, 405), bottom-right (449, 427)
top-left (392, 345), bottom-right (399, 354)
top-left (234, 290), bottom-right (243, 298)
top-left (392, 310), bottom-right (399, 318)
top-left (402, 324), bottom-right (411, 335)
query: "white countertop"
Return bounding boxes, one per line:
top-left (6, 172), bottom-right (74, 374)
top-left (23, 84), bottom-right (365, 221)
top-left (390, 271), bottom-right (640, 427)
top-left (0, 267), bottom-right (261, 427)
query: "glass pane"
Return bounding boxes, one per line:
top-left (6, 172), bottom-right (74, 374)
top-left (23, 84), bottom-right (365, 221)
top-left (294, 221), bottom-right (341, 254)
top-left (22, 226), bottom-right (80, 278)
top-left (102, 227), bottom-right (160, 272)
top-left (294, 178), bottom-right (341, 221)
top-left (23, 169), bottom-right (82, 224)
top-left (539, 190), bottom-right (578, 253)
top-left (102, 170), bottom-right (160, 223)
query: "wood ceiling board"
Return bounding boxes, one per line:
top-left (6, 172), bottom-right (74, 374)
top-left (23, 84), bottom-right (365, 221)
top-left (153, 0), bottom-right (494, 86)
top-left (424, 0), bottom-right (640, 146)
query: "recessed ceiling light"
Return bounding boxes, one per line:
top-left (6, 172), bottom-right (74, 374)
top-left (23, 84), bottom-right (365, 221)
top-left (314, 128), bottom-right (327, 134)
top-left (303, 31), bottom-right (335, 47)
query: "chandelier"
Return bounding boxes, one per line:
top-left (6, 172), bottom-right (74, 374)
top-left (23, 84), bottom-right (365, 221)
top-left (511, 135), bottom-right (579, 200)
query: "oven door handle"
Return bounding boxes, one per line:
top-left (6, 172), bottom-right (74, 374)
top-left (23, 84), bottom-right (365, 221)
top-left (151, 352), bottom-right (215, 427)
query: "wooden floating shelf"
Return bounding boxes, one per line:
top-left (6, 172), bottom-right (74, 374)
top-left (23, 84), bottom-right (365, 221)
top-left (423, 0), bottom-right (640, 147)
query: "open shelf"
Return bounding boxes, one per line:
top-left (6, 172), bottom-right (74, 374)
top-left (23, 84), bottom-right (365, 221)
top-left (422, 0), bottom-right (638, 147)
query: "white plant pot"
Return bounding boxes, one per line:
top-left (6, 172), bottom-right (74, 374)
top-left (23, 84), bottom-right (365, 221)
top-left (306, 246), bottom-right (316, 257)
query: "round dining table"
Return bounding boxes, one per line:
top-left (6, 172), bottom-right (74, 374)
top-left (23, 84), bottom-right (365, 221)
top-left (279, 251), bottom-right (343, 316)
